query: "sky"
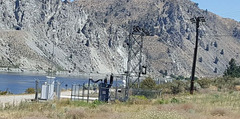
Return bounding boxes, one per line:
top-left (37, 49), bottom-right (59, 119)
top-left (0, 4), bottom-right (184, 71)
top-left (191, 0), bottom-right (240, 21)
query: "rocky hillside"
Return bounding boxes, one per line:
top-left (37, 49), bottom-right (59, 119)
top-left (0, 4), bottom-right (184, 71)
top-left (0, 0), bottom-right (240, 77)
top-left (0, 0), bottom-right (127, 74)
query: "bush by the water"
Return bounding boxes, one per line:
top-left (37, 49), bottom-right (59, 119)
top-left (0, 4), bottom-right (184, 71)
top-left (0, 91), bottom-right (8, 95)
top-left (25, 88), bottom-right (35, 94)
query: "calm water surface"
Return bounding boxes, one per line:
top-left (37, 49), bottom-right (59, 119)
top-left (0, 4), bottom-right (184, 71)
top-left (0, 73), bottom-right (91, 94)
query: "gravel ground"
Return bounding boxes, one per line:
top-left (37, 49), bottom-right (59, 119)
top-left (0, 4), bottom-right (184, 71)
top-left (0, 94), bottom-right (34, 106)
top-left (0, 91), bottom-right (72, 106)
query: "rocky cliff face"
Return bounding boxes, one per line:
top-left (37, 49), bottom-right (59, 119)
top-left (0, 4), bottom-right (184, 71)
top-left (0, 0), bottom-right (127, 74)
top-left (0, 0), bottom-right (240, 77)
top-left (76, 0), bottom-right (240, 77)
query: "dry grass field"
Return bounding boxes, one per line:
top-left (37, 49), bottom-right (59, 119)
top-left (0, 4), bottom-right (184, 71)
top-left (0, 90), bottom-right (240, 119)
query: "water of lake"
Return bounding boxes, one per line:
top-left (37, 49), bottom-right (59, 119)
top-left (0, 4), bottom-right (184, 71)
top-left (0, 73), bottom-right (109, 94)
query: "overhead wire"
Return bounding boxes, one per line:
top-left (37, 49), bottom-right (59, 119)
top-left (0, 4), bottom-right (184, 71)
top-left (198, 22), bottom-right (237, 39)
top-left (196, 21), bottom-right (240, 69)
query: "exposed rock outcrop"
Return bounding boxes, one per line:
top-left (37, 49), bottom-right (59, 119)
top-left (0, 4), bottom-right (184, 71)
top-left (0, 0), bottom-right (240, 77)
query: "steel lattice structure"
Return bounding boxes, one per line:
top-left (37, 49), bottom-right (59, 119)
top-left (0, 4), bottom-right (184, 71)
top-left (124, 25), bottom-right (150, 100)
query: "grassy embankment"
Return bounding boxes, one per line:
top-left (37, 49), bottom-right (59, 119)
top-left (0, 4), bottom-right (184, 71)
top-left (0, 90), bottom-right (240, 119)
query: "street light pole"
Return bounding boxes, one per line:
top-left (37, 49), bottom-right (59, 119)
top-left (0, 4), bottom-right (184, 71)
top-left (190, 17), bottom-right (205, 94)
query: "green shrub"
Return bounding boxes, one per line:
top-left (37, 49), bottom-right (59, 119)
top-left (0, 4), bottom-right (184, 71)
top-left (233, 78), bottom-right (240, 85)
top-left (128, 95), bottom-right (150, 104)
top-left (90, 100), bottom-right (105, 108)
top-left (171, 80), bottom-right (188, 94)
top-left (197, 78), bottom-right (211, 88)
top-left (156, 83), bottom-right (172, 94)
top-left (213, 77), bottom-right (235, 90)
top-left (25, 88), bottom-right (35, 94)
top-left (0, 91), bottom-right (8, 95)
top-left (155, 98), bottom-right (169, 104)
top-left (156, 80), bottom-right (190, 94)
top-left (170, 97), bottom-right (180, 103)
top-left (140, 77), bottom-right (156, 89)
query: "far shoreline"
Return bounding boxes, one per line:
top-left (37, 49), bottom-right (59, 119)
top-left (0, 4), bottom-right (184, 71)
top-left (0, 67), bottom-right (118, 80)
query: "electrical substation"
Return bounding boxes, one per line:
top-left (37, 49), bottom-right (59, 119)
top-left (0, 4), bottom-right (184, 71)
top-left (33, 24), bottom-right (162, 102)
top-left (33, 17), bottom-right (206, 102)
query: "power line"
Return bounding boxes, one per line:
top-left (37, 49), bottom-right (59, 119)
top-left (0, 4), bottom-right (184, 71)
top-left (202, 34), bottom-right (233, 37)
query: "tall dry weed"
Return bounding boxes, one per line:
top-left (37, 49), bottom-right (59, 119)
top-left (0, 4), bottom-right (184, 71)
top-left (66, 108), bottom-right (86, 119)
top-left (210, 108), bottom-right (228, 116)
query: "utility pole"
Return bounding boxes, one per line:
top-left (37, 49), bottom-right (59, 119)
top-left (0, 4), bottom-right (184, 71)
top-left (190, 17), bottom-right (205, 94)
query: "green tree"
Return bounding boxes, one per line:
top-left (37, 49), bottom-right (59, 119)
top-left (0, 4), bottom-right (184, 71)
top-left (224, 58), bottom-right (240, 77)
